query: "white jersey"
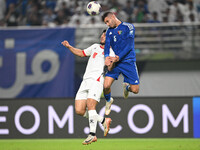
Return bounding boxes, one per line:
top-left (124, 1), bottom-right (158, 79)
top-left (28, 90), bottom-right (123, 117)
top-left (82, 44), bottom-right (115, 81)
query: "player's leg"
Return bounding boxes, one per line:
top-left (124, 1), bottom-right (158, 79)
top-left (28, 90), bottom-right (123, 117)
top-left (75, 80), bottom-right (88, 117)
top-left (104, 67), bottom-right (120, 115)
top-left (103, 76), bottom-right (115, 102)
top-left (82, 80), bottom-right (112, 145)
top-left (87, 98), bottom-right (98, 136)
top-left (87, 98), bottom-right (112, 137)
top-left (123, 83), bottom-right (139, 97)
top-left (89, 80), bottom-right (112, 135)
top-left (83, 99), bottom-right (111, 144)
top-left (103, 76), bottom-right (115, 115)
top-left (129, 84), bottom-right (139, 94)
top-left (122, 61), bottom-right (140, 98)
top-left (82, 98), bottom-right (98, 145)
top-left (75, 100), bottom-right (87, 116)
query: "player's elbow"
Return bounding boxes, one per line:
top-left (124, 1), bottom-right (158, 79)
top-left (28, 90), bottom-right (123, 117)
top-left (80, 55), bottom-right (85, 57)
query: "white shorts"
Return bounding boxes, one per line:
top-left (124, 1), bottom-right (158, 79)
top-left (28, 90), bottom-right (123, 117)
top-left (75, 78), bottom-right (103, 102)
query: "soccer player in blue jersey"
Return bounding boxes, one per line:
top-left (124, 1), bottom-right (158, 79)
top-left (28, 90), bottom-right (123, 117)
top-left (102, 12), bottom-right (140, 115)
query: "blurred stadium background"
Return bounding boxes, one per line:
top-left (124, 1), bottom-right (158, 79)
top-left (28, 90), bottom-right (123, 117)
top-left (0, 0), bottom-right (200, 149)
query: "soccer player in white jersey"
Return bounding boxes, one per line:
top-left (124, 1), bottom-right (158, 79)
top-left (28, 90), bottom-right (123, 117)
top-left (61, 30), bottom-right (116, 145)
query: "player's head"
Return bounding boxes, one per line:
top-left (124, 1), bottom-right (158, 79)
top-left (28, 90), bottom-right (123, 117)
top-left (100, 29), bottom-right (106, 45)
top-left (102, 12), bottom-right (120, 28)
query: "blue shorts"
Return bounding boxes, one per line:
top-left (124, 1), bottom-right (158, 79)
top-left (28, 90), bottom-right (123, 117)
top-left (105, 60), bottom-right (140, 85)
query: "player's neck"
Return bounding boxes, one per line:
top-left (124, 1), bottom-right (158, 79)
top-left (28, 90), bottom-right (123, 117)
top-left (116, 19), bottom-right (122, 27)
top-left (100, 45), bottom-right (105, 49)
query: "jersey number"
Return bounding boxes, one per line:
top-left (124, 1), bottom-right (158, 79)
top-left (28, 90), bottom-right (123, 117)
top-left (93, 52), bottom-right (98, 58)
top-left (114, 35), bottom-right (117, 42)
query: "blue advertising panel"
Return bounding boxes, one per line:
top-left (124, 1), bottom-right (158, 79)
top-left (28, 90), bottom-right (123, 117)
top-left (0, 27), bottom-right (75, 98)
top-left (193, 97), bottom-right (200, 138)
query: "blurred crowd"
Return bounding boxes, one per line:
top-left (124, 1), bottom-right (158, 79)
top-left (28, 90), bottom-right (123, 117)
top-left (0, 0), bottom-right (200, 27)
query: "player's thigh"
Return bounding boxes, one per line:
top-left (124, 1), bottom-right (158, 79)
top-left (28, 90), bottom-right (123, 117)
top-left (75, 80), bottom-right (88, 115)
top-left (75, 100), bottom-right (87, 115)
top-left (104, 66), bottom-right (121, 89)
top-left (104, 76), bottom-right (115, 89)
top-left (121, 61), bottom-right (140, 85)
top-left (75, 80), bottom-right (88, 100)
top-left (87, 98), bottom-right (98, 110)
top-left (88, 80), bottom-right (103, 102)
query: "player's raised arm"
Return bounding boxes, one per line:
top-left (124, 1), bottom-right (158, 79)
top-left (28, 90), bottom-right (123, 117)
top-left (61, 40), bottom-right (85, 57)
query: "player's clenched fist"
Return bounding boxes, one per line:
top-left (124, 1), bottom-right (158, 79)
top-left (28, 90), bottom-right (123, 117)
top-left (61, 40), bottom-right (71, 48)
top-left (105, 56), bottom-right (119, 66)
top-left (105, 56), bottom-right (112, 66)
top-left (110, 55), bottom-right (119, 62)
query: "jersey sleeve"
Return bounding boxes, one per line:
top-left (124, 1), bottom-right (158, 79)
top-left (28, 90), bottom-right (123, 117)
top-left (118, 24), bottom-right (135, 60)
top-left (83, 44), bottom-right (95, 56)
top-left (122, 23), bottom-right (135, 39)
top-left (109, 48), bottom-right (115, 57)
top-left (104, 29), bottom-right (111, 58)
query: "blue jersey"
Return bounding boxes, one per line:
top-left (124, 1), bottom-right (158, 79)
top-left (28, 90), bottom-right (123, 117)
top-left (104, 22), bottom-right (136, 62)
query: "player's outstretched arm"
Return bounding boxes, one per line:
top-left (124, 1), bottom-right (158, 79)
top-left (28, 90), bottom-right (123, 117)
top-left (61, 40), bottom-right (85, 57)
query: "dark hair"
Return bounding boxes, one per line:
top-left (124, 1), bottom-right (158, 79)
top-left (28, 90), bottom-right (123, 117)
top-left (102, 29), bottom-right (106, 33)
top-left (101, 12), bottom-right (113, 22)
top-left (99, 29), bottom-right (106, 38)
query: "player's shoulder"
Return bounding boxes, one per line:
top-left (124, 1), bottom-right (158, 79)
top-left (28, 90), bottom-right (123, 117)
top-left (90, 43), bottom-right (100, 48)
top-left (121, 22), bottom-right (135, 31)
top-left (93, 43), bottom-right (101, 47)
top-left (89, 43), bottom-right (102, 51)
top-left (85, 43), bottom-right (99, 51)
top-left (106, 28), bottom-right (113, 35)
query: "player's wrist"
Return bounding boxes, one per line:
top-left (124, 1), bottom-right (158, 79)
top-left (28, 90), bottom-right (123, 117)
top-left (105, 54), bottom-right (109, 58)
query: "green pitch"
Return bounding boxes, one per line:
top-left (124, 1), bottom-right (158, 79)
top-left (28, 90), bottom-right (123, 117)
top-left (0, 138), bottom-right (200, 150)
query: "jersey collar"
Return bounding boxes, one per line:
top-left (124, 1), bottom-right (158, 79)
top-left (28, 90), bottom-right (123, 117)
top-left (100, 45), bottom-right (104, 49)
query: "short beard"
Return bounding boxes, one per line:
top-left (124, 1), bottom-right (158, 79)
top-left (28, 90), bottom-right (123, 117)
top-left (100, 42), bottom-right (105, 45)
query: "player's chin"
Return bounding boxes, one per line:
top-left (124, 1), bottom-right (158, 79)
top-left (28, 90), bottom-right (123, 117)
top-left (100, 42), bottom-right (105, 45)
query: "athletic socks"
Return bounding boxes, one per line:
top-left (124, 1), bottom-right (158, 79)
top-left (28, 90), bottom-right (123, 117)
top-left (84, 109), bottom-right (104, 123)
top-left (126, 84), bottom-right (130, 91)
top-left (88, 110), bottom-right (104, 134)
top-left (101, 117), bottom-right (105, 124)
top-left (97, 114), bottom-right (104, 123)
top-left (104, 92), bottom-right (111, 102)
top-left (88, 110), bottom-right (98, 134)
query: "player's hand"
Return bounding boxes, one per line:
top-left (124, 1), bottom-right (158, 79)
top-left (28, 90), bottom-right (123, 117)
top-left (108, 61), bottom-right (115, 71)
top-left (112, 55), bottom-right (119, 62)
top-left (105, 56), bottom-right (112, 66)
top-left (61, 40), bottom-right (71, 48)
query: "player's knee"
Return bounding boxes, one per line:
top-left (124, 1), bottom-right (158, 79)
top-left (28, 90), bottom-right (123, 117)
top-left (87, 103), bottom-right (95, 110)
top-left (130, 86), bottom-right (139, 94)
top-left (75, 108), bottom-right (85, 116)
top-left (104, 83), bottom-right (111, 91)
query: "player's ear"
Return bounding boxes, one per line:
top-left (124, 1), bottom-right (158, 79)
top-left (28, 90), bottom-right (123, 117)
top-left (111, 13), bottom-right (115, 19)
